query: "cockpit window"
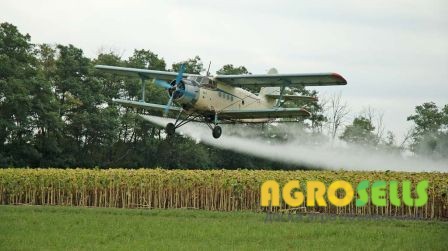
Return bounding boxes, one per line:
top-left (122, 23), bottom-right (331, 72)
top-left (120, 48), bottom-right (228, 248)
top-left (186, 75), bottom-right (216, 88)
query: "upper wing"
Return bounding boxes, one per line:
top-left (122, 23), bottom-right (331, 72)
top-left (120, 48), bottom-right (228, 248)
top-left (95, 65), bottom-right (197, 81)
top-left (218, 107), bottom-right (311, 120)
top-left (112, 99), bottom-right (181, 115)
top-left (214, 73), bottom-right (347, 87)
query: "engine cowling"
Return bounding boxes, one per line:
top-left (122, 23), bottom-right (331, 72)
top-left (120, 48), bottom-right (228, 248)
top-left (168, 79), bottom-right (200, 108)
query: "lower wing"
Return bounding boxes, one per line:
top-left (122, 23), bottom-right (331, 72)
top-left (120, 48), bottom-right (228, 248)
top-left (113, 98), bottom-right (310, 120)
top-left (112, 99), bottom-right (181, 115)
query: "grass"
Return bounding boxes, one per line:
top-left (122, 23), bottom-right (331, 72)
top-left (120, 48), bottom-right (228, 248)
top-left (0, 206), bottom-right (447, 250)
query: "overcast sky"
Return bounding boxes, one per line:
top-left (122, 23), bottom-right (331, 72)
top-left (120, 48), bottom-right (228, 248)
top-left (2, 0), bottom-right (447, 140)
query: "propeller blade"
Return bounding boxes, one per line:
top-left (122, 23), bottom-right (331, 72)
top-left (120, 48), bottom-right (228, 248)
top-left (163, 64), bottom-right (185, 117)
top-left (175, 64), bottom-right (185, 85)
top-left (163, 94), bottom-right (174, 117)
top-left (154, 79), bottom-right (172, 89)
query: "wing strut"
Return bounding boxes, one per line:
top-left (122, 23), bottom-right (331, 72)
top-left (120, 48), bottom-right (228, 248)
top-left (276, 86), bottom-right (286, 107)
top-left (139, 74), bottom-right (146, 102)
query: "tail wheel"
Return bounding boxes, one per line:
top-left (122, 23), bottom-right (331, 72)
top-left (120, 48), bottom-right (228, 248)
top-left (166, 123), bottom-right (176, 136)
top-left (212, 126), bottom-right (222, 139)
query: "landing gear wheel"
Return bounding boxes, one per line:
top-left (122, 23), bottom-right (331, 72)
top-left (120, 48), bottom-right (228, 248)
top-left (212, 126), bottom-right (222, 139)
top-left (166, 123), bottom-right (176, 136)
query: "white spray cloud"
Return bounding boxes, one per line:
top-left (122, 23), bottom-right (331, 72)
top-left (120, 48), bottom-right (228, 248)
top-left (140, 115), bottom-right (448, 173)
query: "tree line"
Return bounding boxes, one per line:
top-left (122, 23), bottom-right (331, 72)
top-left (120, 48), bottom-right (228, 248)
top-left (1, 22), bottom-right (447, 169)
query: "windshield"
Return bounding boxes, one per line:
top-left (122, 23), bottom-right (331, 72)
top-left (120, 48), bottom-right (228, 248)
top-left (187, 76), bottom-right (208, 85)
top-left (186, 76), bottom-right (216, 88)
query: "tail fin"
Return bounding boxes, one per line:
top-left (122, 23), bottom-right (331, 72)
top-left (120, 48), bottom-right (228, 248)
top-left (259, 86), bottom-right (280, 96)
top-left (259, 67), bottom-right (280, 97)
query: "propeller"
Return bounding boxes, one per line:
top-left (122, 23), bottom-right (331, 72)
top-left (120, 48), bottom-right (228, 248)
top-left (163, 64), bottom-right (185, 116)
top-left (175, 64), bottom-right (186, 85)
top-left (153, 79), bottom-right (172, 89)
top-left (164, 94), bottom-right (175, 117)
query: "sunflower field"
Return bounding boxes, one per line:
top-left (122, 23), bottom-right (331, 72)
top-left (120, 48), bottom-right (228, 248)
top-left (0, 168), bottom-right (446, 218)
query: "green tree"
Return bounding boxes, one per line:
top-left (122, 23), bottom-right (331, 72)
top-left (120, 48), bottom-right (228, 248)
top-left (217, 64), bottom-right (260, 93)
top-left (123, 50), bottom-right (168, 103)
top-left (279, 86), bottom-right (326, 133)
top-left (216, 64), bottom-right (250, 75)
top-left (172, 56), bottom-right (203, 74)
top-left (407, 102), bottom-right (445, 135)
top-left (0, 22), bottom-right (40, 166)
top-left (31, 44), bottom-right (65, 166)
top-left (93, 52), bottom-right (126, 102)
top-left (51, 44), bottom-right (124, 166)
top-left (407, 102), bottom-right (448, 158)
top-left (340, 116), bottom-right (379, 145)
top-left (127, 49), bottom-right (166, 70)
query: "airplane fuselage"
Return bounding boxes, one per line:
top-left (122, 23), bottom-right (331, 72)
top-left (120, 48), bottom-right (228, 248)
top-left (195, 84), bottom-right (271, 111)
top-left (179, 81), bottom-right (277, 122)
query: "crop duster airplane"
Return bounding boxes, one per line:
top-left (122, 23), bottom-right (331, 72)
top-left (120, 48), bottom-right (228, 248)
top-left (95, 64), bottom-right (347, 139)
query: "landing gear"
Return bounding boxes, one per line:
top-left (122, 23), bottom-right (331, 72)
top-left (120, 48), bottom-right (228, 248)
top-left (164, 110), bottom-right (200, 137)
top-left (212, 125), bottom-right (222, 139)
top-left (166, 122), bottom-right (176, 136)
top-left (164, 110), bottom-right (223, 139)
top-left (209, 113), bottom-right (222, 139)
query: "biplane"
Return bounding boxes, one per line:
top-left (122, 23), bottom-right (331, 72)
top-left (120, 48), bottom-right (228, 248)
top-left (95, 64), bottom-right (347, 138)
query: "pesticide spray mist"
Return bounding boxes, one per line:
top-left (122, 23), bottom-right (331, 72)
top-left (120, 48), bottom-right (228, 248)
top-left (140, 115), bottom-right (448, 173)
